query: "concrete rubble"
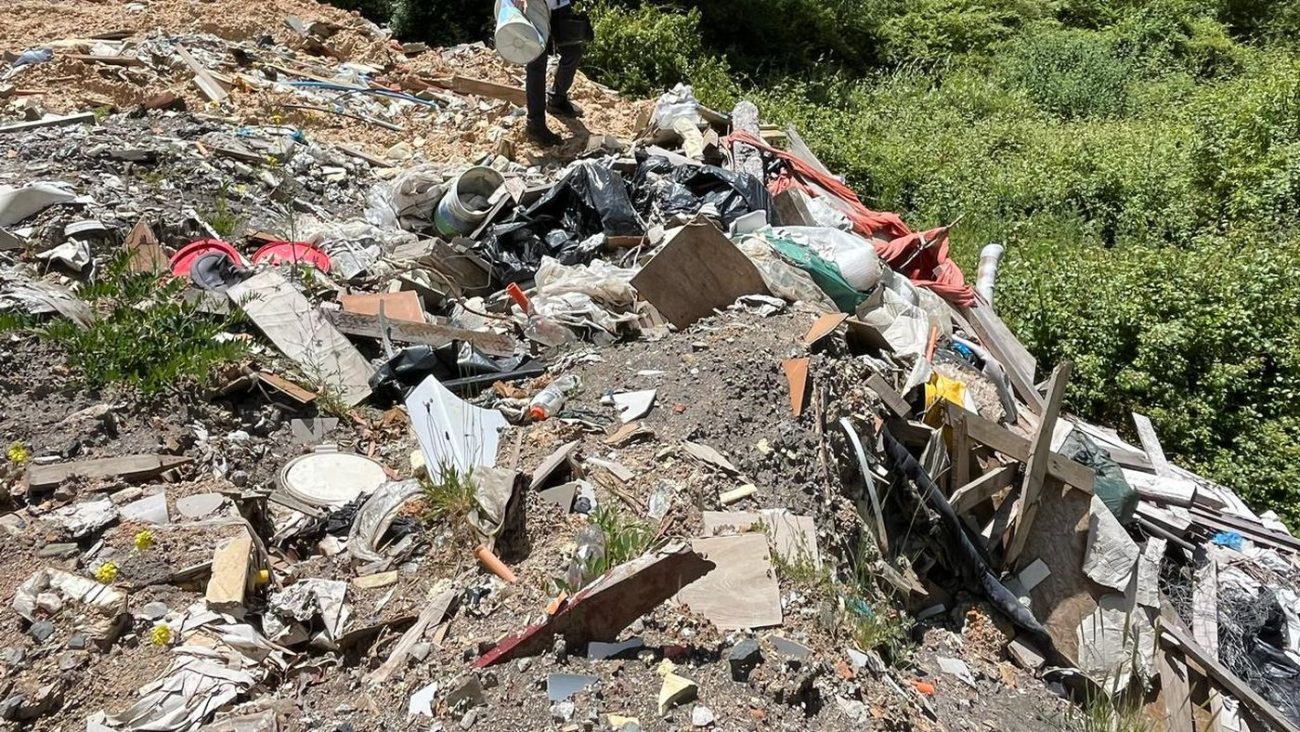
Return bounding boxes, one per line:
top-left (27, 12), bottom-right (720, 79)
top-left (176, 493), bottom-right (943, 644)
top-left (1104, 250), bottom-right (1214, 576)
top-left (0, 1), bottom-right (1298, 731)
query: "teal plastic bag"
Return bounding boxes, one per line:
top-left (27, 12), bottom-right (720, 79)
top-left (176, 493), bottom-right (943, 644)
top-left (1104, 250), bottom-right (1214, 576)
top-left (1059, 430), bottom-right (1138, 524)
top-left (762, 232), bottom-right (866, 313)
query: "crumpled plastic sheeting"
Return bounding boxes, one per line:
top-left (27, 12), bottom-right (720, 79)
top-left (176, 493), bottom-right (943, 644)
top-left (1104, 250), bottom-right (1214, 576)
top-left (734, 235), bottom-right (837, 313)
top-left (467, 465), bottom-right (518, 549)
top-left (365, 164), bottom-right (452, 230)
top-left (98, 625), bottom-right (289, 732)
top-left (347, 479), bottom-right (425, 565)
top-left (856, 287), bottom-right (930, 359)
top-left (0, 182), bottom-right (84, 227)
top-left (301, 218), bottom-right (418, 280)
top-left (13, 568), bottom-right (128, 642)
top-left (1076, 594), bottom-right (1155, 692)
top-left (0, 266), bottom-right (93, 327)
top-left (650, 83), bottom-right (703, 131)
top-left (265, 579), bottom-right (350, 644)
top-left (772, 226), bottom-right (884, 293)
top-left (529, 256), bottom-right (642, 337)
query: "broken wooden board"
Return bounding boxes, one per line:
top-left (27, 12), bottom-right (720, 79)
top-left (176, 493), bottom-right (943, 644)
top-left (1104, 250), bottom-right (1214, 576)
top-left (449, 75), bottom-right (525, 106)
top-left (677, 534), bottom-right (783, 630)
top-left (1132, 412), bottom-right (1173, 478)
top-left (205, 531), bottom-right (254, 607)
top-left (866, 373), bottom-right (911, 418)
top-left (124, 217), bottom-right (167, 274)
top-left (65, 54), bottom-right (145, 67)
top-left (228, 271), bottom-right (372, 407)
top-left (946, 404), bottom-right (1095, 491)
top-left (960, 301), bottom-right (1043, 415)
top-left (630, 221), bottom-right (768, 330)
top-left (339, 291), bottom-right (426, 323)
top-left (474, 544), bottom-right (713, 666)
top-left (325, 309), bottom-right (515, 358)
top-left (701, 510), bottom-right (820, 569)
top-left (1162, 623), bottom-right (1300, 732)
top-left (174, 44), bottom-right (228, 103)
top-left (366, 586), bottom-right (456, 685)
top-left (256, 372), bottom-right (317, 405)
top-left (26, 454), bottom-right (192, 492)
top-left (781, 357), bottom-right (809, 417)
top-left (1006, 361), bottom-right (1072, 564)
top-left (1157, 605), bottom-right (1197, 732)
top-left (0, 112), bottom-right (96, 134)
top-left (948, 464), bottom-right (1018, 514)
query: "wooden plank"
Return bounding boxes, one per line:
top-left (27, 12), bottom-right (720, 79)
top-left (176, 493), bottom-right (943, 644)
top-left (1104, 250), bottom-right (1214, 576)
top-left (952, 412), bottom-right (972, 490)
top-left (228, 271), bottom-right (372, 406)
top-left (1187, 506), bottom-right (1300, 554)
top-left (946, 404), bottom-right (1095, 492)
top-left (1193, 553), bottom-right (1225, 732)
top-left (339, 291), bottom-right (425, 323)
top-left (326, 309), bottom-right (515, 357)
top-left (1162, 623), bottom-right (1300, 732)
top-left (630, 221), bottom-right (768, 330)
top-left (65, 54), bottom-right (144, 67)
top-left (174, 44), bottom-right (228, 103)
top-left (866, 373), bottom-right (911, 418)
top-left (961, 301), bottom-right (1043, 415)
top-left (677, 534), bottom-right (782, 630)
top-left (26, 454), bottom-right (191, 492)
top-left (1133, 412), bottom-right (1173, 478)
top-left (949, 464), bottom-right (1018, 514)
top-left (366, 587), bottom-right (456, 685)
top-left (450, 75), bottom-right (525, 106)
top-left (336, 144), bottom-right (390, 168)
top-left (1158, 643), bottom-right (1197, 732)
top-left (205, 531), bottom-right (253, 607)
top-left (1006, 361), bottom-right (1072, 564)
top-left (0, 112), bottom-right (96, 134)
top-left (256, 372), bottom-right (317, 405)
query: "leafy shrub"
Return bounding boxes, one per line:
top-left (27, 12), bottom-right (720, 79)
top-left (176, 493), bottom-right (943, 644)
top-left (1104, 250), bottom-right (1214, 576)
top-left (584, 1), bottom-right (736, 102)
top-left (874, 0), bottom-right (1048, 67)
top-left (1000, 27), bottom-right (1133, 119)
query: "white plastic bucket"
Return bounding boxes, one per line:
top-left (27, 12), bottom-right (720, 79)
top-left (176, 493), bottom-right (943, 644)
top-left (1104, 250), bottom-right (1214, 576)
top-left (435, 166), bottom-right (506, 237)
top-left (494, 0), bottom-right (550, 65)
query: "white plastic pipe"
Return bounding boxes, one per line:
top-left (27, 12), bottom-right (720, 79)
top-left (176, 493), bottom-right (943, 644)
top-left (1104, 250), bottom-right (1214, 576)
top-left (976, 243), bottom-right (1005, 307)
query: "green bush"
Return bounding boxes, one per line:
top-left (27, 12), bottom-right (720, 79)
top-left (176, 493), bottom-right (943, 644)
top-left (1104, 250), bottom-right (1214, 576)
top-left (1000, 27), bottom-right (1133, 119)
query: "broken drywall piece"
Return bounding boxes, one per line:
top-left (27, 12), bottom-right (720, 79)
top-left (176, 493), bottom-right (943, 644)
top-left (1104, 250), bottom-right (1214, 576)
top-left (0, 182), bottom-right (79, 227)
top-left (701, 509), bottom-right (820, 569)
top-left (1083, 495), bottom-right (1139, 592)
top-left (936, 656), bottom-right (977, 688)
top-left (681, 441), bottom-right (739, 474)
top-left (530, 439), bottom-right (579, 491)
top-left (206, 532), bottom-right (255, 608)
top-left (1017, 559), bottom-right (1051, 593)
top-left (13, 568), bottom-right (129, 644)
top-left (119, 492), bottom-right (170, 525)
top-left (612, 390), bottom-right (656, 423)
top-left (228, 270), bottom-right (373, 407)
top-left (406, 375), bottom-right (508, 476)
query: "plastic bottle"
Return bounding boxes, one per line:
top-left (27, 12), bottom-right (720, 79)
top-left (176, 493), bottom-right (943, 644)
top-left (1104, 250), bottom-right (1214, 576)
top-left (507, 282), bottom-right (574, 348)
top-left (528, 374), bottom-right (580, 421)
top-left (565, 525), bottom-right (607, 590)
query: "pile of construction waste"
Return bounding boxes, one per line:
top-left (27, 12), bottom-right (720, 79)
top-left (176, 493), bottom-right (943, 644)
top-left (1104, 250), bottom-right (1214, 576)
top-left (1, 2), bottom-right (1297, 731)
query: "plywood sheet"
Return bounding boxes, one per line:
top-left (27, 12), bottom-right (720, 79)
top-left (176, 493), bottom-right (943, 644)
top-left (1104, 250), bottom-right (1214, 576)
top-left (631, 221), bottom-right (768, 329)
top-left (677, 534), bottom-right (782, 630)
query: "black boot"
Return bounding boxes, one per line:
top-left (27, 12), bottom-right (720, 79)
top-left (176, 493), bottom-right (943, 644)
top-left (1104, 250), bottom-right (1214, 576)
top-left (547, 94), bottom-right (584, 118)
top-left (526, 120), bottom-right (563, 147)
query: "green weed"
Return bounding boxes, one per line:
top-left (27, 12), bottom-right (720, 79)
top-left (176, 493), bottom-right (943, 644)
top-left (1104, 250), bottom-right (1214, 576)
top-left (589, 503), bottom-right (653, 573)
top-left (202, 184), bottom-right (242, 239)
top-left (422, 462), bottom-right (478, 531)
top-left (40, 256), bottom-right (246, 395)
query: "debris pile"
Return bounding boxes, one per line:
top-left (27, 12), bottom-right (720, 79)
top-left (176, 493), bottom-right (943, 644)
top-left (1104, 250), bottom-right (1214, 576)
top-left (1, 2), bottom-right (1298, 731)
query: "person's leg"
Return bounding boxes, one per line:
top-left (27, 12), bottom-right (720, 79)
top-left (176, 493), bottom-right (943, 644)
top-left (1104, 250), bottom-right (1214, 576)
top-left (552, 41), bottom-right (584, 102)
top-left (524, 51), bottom-right (547, 127)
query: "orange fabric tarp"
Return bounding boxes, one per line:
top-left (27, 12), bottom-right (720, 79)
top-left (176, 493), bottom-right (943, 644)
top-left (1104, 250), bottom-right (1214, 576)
top-left (725, 130), bottom-right (975, 306)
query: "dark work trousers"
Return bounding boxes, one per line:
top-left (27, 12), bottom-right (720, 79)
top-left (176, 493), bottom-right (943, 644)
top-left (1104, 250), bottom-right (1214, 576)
top-left (525, 5), bottom-right (584, 125)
